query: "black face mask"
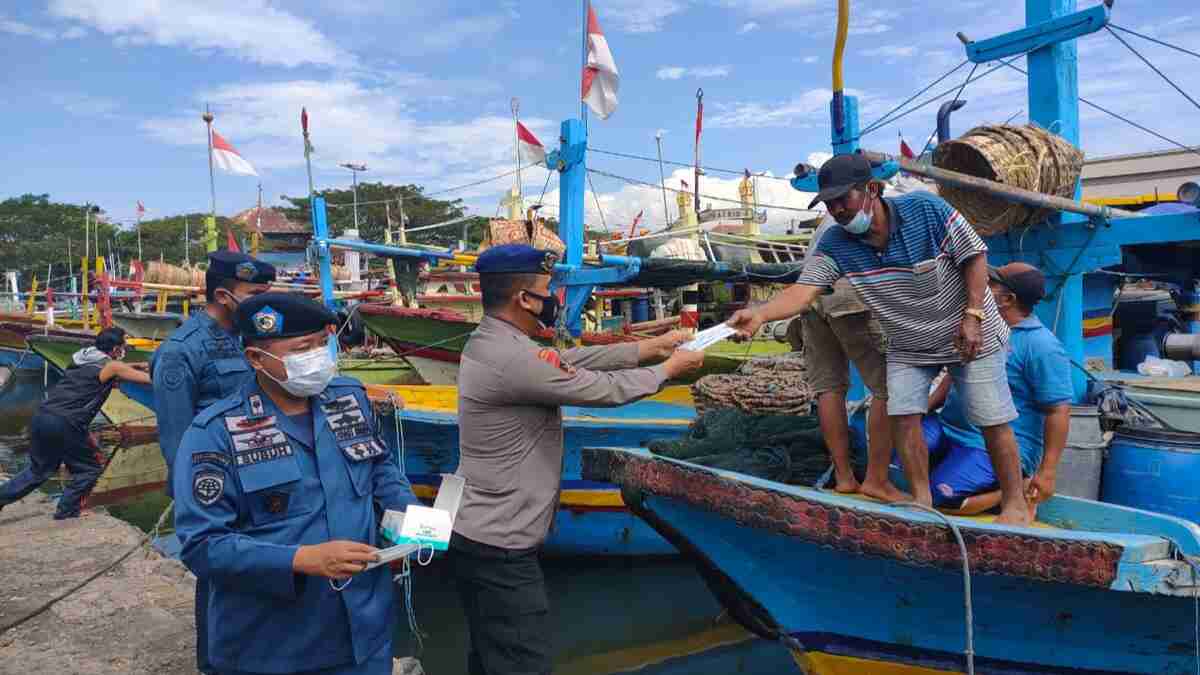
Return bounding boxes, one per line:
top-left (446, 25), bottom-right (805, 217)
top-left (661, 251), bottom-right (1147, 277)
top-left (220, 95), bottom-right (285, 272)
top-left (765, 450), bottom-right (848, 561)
top-left (522, 290), bottom-right (560, 328)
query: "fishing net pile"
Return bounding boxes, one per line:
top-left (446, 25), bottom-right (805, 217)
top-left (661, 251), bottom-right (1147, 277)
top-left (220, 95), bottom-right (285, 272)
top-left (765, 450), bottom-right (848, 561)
top-left (648, 408), bottom-right (863, 485)
top-left (933, 123), bottom-right (1084, 236)
top-left (691, 352), bottom-right (813, 416)
top-left (649, 352), bottom-right (861, 485)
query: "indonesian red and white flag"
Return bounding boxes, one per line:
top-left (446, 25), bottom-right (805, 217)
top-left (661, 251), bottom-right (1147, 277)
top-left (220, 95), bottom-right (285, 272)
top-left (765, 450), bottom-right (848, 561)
top-left (516, 121), bottom-right (547, 167)
top-left (900, 133), bottom-right (915, 160)
top-left (627, 209), bottom-right (643, 237)
top-left (581, 3), bottom-right (619, 120)
top-left (211, 129), bottom-right (258, 176)
top-left (136, 200), bottom-right (145, 218)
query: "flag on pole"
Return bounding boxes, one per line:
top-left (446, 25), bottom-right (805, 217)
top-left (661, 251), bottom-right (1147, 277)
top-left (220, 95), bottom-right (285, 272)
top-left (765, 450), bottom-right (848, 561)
top-left (211, 129), bottom-right (258, 176)
top-left (136, 200), bottom-right (145, 218)
top-left (627, 209), bottom-right (643, 237)
top-left (301, 107), bottom-right (314, 155)
top-left (581, 3), bottom-right (619, 119)
top-left (226, 227), bottom-right (241, 252)
top-left (516, 121), bottom-right (547, 167)
top-left (900, 133), bottom-right (915, 160)
top-left (680, 179), bottom-right (689, 189)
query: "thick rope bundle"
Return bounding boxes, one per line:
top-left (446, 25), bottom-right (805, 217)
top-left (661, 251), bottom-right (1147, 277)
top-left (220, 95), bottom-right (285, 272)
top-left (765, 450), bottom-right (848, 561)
top-left (144, 261), bottom-right (205, 287)
top-left (933, 124), bottom-right (1084, 236)
top-left (691, 352), bottom-right (813, 416)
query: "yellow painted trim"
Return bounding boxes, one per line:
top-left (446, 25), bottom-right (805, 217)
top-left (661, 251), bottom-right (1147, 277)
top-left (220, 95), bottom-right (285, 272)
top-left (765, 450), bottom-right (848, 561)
top-left (1085, 193), bottom-right (1177, 207)
top-left (414, 483), bottom-right (626, 508)
top-left (366, 384), bottom-right (695, 421)
top-left (794, 649), bottom-right (962, 675)
top-left (1083, 316), bottom-right (1112, 330)
top-left (558, 621), bottom-right (752, 675)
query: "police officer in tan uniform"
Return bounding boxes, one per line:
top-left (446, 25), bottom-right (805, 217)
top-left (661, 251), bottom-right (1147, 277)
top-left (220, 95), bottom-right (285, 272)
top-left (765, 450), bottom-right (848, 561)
top-left (452, 244), bottom-right (703, 675)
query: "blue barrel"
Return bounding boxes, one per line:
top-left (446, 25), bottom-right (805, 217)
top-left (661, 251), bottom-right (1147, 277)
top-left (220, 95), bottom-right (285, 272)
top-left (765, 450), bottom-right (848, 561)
top-left (1102, 427), bottom-right (1200, 522)
top-left (631, 297), bottom-right (650, 323)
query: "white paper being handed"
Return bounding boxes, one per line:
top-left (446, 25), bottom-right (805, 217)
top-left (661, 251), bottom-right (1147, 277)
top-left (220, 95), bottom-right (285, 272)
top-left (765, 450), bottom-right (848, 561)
top-left (681, 323), bottom-right (737, 352)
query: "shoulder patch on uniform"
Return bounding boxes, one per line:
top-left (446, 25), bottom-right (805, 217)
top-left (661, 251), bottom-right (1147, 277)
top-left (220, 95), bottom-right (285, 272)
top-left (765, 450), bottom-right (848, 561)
top-left (156, 353), bottom-right (190, 391)
top-left (193, 470), bottom-right (225, 506)
top-left (192, 451), bottom-right (230, 467)
top-left (536, 348), bottom-right (574, 374)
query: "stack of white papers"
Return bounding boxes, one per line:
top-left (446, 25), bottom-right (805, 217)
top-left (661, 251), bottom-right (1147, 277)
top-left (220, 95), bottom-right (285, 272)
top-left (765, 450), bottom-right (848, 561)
top-left (681, 323), bottom-right (737, 351)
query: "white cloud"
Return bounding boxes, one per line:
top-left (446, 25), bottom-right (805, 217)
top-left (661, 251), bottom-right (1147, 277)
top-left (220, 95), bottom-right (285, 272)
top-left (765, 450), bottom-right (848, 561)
top-left (716, 0), bottom-right (823, 14)
top-left (861, 45), bottom-right (916, 58)
top-left (0, 16), bottom-right (60, 41)
top-left (801, 55), bottom-right (819, 64)
top-left (850, 9), bottom-right (898, 35)
top-left (738, 21), bottom-right (759, 34)
top-left (48, 0), bottom-right (349, 68)
top-left (599, 0), bottom-right (688, 33)
top-left (50, 93), bottom-right (119, 117)
top-left (709, 88), bottom-right (857, 129)
top-left (60, 25), bottom-right (86, 39)
top-left (656, 65), bottom-right (732, 80)
top-left (413, 14), bottom-right (509, 52)
top-left (139, 79), bottom-right (556, 200)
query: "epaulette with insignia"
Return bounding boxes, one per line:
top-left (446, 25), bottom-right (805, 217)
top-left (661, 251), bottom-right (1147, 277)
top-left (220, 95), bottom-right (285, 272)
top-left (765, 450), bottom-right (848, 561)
top-left (192, 396), bottom-right (243, 428)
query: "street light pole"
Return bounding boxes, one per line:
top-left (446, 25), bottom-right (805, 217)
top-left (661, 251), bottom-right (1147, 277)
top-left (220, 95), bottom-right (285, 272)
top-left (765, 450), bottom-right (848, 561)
top-left (339, 162), bottom-right (368, 231)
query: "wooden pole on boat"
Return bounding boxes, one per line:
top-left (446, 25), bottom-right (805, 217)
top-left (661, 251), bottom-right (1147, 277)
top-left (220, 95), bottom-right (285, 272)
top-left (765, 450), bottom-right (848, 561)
top-left (693, 89), bottom-right (703, 215)
top-left (82, 205), bottom-right (90, 330)
top-left (203, 104), bottom-right (218, 254)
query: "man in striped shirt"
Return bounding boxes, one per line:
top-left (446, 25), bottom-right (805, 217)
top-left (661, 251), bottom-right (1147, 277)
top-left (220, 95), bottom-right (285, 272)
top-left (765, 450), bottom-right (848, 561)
top-left (729, 153), bottom-right (1030, 525)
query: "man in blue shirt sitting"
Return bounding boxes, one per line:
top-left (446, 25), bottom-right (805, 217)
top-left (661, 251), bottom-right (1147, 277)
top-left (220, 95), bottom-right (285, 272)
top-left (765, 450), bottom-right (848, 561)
top-left (927, 263), bottom-right (1072, 515)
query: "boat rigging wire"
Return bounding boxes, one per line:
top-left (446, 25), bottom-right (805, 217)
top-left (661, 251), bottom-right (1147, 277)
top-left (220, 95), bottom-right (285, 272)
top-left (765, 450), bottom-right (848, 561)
top-left (994, 61), bottom-right (1200, 161)
top-left (587, 168), bottom-right (823, 215)
top-left (586, 171), bottom-right (610, 231)
top-left (858, 59), bottom-right (971, 137)
top-left (1108, 23), bottom-right (1200, 63)
top-left (918, 62), bottom-right (979, 157)
top-left (587, 148), bottom-right (794, 182)
top-left (1104, 26), bottom-right (1200, 116)
top-left (856, 54), bottom-right (1025, 140)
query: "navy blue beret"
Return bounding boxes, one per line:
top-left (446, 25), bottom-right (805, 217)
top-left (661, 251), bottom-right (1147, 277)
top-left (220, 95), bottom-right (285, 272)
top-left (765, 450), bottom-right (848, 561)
top-left (475, 244), bottom-right (558, 275)
top-left (208, 251), bottom-right (277, 285)
top-left (235, 292), bottom-right (336, 342)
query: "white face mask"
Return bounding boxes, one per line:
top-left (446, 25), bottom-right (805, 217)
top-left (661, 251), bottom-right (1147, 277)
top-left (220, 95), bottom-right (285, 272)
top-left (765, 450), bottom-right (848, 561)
top-left (251, 345), bottom-right (337, 398)
top-left (842, 190), bottom-right (875, 236)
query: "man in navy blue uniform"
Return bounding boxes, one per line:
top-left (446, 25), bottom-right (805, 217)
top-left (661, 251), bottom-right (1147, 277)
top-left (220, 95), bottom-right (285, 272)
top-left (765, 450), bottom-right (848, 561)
top-left (173, 292), bottom-right (419, 675)
top-left (152, 250), bottom-right (275, 674)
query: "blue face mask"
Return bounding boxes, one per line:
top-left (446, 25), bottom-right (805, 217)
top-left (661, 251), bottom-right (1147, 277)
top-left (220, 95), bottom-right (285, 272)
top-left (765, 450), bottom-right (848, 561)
top-left (841, 191), bottom-right (875, 236)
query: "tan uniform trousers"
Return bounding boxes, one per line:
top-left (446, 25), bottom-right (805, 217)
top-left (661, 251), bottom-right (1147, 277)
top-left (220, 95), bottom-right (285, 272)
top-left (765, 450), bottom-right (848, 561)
top-left (792, 279), bottom-right (889, 399)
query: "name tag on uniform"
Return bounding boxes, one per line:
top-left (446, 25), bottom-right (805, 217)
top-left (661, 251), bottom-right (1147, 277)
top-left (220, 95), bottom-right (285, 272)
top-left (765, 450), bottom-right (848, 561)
top-left (226, 416), bottom-right (293, 467)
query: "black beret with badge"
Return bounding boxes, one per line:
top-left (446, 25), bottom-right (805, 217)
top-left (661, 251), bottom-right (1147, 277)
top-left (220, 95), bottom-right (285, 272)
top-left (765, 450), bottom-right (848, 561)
top-left (475, 244), bottom-right (558, 275)
top-left (235, 292), bottom-right (337, 343)
top-left (208, 250), bottom-right (277, 285)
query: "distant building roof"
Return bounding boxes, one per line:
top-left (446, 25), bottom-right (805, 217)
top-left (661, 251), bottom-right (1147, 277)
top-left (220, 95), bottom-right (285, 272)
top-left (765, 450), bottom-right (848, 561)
top-left (232, 207), bottom-right (310, 235)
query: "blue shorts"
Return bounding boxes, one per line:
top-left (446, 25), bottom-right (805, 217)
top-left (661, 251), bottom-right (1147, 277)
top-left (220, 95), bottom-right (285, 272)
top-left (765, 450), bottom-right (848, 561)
top-left (886, 348), bottom-right (1017, 427)
top-left (930, 439), bottom-right (998, 509)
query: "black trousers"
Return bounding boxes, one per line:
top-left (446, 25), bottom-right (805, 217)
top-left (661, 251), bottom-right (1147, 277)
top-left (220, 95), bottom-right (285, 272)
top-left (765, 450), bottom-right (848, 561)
top-left (450, 533), bottom-right (552, 675)
top-left (0, 413), bottom-right (101, 518)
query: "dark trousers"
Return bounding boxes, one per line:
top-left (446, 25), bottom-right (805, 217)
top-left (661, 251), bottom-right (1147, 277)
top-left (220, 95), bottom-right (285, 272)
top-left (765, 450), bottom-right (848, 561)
top-left (0, 413), bottom-right (101, 519)
top-left (450, 533), bottom-right (552, 675)
top-left (196, 578), bottom-right (211, 673)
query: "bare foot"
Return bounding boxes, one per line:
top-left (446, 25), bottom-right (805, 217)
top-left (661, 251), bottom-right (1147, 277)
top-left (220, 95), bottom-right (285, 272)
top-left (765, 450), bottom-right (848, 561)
top-left (860, 479), bottom-right (912, 503)
top-left (833, 474), bottom-right (861, 494)
top-left (994, 501), bottom-right (1032, 526)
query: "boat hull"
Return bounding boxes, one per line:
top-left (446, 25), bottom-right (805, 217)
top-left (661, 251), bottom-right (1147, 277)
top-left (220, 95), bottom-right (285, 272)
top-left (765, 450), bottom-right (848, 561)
top-left (587, 448), bottom-right (1200, 674)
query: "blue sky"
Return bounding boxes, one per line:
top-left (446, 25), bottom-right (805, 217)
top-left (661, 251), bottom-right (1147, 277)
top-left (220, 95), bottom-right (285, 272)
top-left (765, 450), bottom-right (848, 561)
top-left (2, 0), bottom-right (1198, 234)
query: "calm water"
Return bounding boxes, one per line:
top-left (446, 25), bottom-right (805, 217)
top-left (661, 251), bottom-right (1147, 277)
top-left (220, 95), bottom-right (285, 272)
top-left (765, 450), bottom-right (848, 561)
top-left (0, 373), bottom-right (797, 674)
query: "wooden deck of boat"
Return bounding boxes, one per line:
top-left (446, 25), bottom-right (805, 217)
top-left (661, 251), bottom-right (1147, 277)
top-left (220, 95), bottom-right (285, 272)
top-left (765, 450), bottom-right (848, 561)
top-left (0, 487), bottom-right (196, 674)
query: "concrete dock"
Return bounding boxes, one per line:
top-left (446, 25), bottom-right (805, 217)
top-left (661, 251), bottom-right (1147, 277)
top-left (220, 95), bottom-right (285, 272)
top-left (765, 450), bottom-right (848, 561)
top-left (0, 484), bottom-right (197, 674)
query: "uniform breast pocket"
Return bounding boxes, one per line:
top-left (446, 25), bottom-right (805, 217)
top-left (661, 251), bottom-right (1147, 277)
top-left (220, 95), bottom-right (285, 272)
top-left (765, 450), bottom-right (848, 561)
top-left (339, 437), bottom-right (387, 499)
top-left (911, 258), bottom-right (942, 299)
top-left (237, 457), bottom-right (312, 527)
top-left (201, 358), bottom-right (251, 399)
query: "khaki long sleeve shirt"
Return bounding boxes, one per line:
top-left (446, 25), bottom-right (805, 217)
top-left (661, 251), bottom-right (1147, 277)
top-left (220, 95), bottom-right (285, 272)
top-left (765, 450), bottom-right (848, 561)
top-left (454, 315), bottom-right (668, 549)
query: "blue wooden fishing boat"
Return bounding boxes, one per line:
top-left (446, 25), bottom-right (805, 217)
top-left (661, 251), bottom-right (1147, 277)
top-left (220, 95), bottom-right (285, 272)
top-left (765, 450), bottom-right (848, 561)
top-left (584, 446), bottom-right (1200, 674)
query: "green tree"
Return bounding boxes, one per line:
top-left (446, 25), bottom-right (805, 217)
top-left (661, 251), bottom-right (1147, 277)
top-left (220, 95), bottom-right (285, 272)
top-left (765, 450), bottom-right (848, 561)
top-left (0, 194), bottom-right (119, 289)
top-left (114, 213), bottom-right (249, 267)
top-left (279, 182), bottom-right (491, 249)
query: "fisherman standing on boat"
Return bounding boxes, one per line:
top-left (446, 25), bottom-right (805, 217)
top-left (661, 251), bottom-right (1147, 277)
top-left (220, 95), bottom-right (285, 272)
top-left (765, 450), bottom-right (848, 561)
top-left (0, 327), bottom-right (150, 518)
top-left (729, 153), bottom-right (1030, 525)
top-left (452, 244), bottom-right (704, 675)
top-left (150, 250), bottom-right (274, 675)
top-left (925, 263), bottom-right (1072, 514)
top-left (173, 292), bottom-right (419, 675)
top-left (790, 213), bottom-right (903, 501)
